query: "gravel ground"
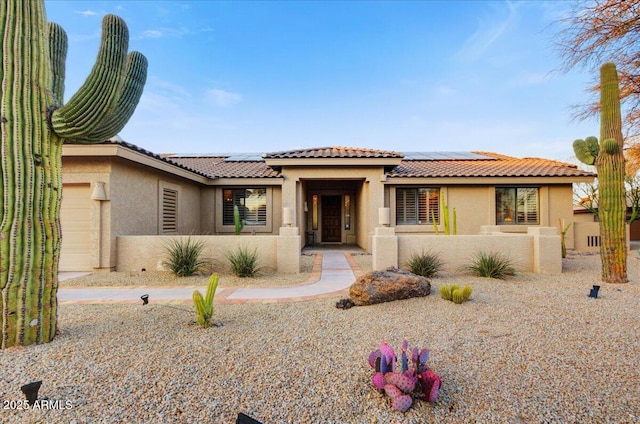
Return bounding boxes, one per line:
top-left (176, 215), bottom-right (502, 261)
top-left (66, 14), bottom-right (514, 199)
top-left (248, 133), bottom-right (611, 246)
top-left (60, 253), bottom-right (317, 288)
top-left (1, 253), bottom-right (639, 423)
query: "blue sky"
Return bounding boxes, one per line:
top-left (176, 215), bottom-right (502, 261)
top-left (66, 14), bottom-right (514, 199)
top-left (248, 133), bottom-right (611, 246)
top-left (45, 0), bottom-right (596, 161)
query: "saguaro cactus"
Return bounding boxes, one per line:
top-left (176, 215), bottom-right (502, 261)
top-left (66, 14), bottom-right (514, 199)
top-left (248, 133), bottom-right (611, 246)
top-left (1, 1), bottom-right (147, 348)
top-left (572, 63), bottom-right (627, 284)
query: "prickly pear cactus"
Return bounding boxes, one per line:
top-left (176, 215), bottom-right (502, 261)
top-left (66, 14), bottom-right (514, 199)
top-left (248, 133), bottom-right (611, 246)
top-left (572, 63), bottom-right (627, 284)
top-left (368, 340), bottom-right (440, 412)
top-left (1, 1), bottom-right (148, 348)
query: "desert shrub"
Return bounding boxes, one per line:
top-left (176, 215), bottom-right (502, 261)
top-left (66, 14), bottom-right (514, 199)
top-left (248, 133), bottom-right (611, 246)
top-left (163, 237), bottom-right (208, 277)
top-left (465, 251), bottom-right (515, 279)
top-left (405, 250), bottom-right (443, 278)
top-left (226, 246), bottom-right (260, 277)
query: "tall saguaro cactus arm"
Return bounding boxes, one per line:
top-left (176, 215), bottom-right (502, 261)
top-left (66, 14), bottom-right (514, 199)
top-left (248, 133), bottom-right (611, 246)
top-left (80, 52), bottom-right (148, 143)
top-left (1, 1), bottom-right (147, 348)
top-left (48, 22), bottom-right (67, 104)
top-left (49, 14), bottom-right (148, 144)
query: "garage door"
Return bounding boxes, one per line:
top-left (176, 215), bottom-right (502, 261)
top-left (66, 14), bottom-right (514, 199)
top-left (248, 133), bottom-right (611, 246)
top-left (59, 184), bottom-right (92, 271)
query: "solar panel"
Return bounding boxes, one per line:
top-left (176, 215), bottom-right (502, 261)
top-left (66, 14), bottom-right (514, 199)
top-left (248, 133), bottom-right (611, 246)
top-left (224, 153), bottom-right (265, 162)
top-left (402, 151), bottom-right (495, 160)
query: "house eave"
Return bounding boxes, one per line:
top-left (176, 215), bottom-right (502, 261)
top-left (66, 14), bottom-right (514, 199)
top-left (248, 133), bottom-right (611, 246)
top-left (62, 144), bottom-right (210, 184)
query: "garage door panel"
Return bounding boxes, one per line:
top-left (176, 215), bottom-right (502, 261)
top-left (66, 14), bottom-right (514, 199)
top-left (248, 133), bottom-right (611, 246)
top-left (59, 185), bottom-right (91, 271)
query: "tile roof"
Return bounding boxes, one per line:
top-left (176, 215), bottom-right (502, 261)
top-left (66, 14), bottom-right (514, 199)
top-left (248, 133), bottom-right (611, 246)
top-left (166, 156), bottom-right (280, 178)
top-left (386, 152), bottom-right (594, 178)
top-left (91, 141), bottom-right (594, 180)
top-left (263, 146), bottom-right (404, 159)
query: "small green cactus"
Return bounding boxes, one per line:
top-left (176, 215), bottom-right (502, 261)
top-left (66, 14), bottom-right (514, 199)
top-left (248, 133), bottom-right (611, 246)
top-left (439, 285), bottom-right (451, 301)
top-left (437, 193), bottom-right (457, 235)
top-left (233, 205), bottom-right (245, 235)
top-left (192, 274), bottom-right (219, 328)
top-left (453, 208), bottom-right (457, 236)
top-left (440, 284), bottom-right (472, 304)
top-left (451, 290), bottom-right (464, 304)
top-left (461, 285), bottom-right (473, 301)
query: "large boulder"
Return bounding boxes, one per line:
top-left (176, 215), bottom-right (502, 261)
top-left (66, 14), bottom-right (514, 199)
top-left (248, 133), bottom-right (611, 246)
top-left (349, 267), bottom-right (431, 306)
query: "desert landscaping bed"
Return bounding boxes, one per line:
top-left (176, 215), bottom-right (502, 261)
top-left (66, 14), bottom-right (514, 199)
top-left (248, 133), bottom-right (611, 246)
top-left (60, 252), bottom-right (318, 288)
top-left (1, 253), bottom-right (639, 423)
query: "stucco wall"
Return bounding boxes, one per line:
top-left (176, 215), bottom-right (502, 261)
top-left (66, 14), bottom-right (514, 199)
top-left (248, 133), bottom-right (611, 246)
top-left (116, 235), bottom-right (279, 273)
top-left (110, 159), bottom-right (202, 236)
top-left (372, 226), bottom-right (561, 274)
top-left (573, 222), bottom-right (630, 252)
top-left (398, 234), bottom-right (535, 273)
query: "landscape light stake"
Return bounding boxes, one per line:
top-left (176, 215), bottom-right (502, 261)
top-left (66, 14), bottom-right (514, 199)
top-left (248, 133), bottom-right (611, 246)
top-left (21, 381), bottom-right (42, 406)
top-left (140, 294), bottom-right (149, 305)
top-left (236, 412), bottom-right (263, 424)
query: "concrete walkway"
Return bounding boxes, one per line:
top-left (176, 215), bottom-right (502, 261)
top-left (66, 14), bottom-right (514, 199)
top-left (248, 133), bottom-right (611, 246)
top-left (58, 252), bottom-right (359, 305)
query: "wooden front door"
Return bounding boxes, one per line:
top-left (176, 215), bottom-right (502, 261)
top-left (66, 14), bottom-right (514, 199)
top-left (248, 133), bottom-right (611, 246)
top-left (322, 195), bottom-right (341, 242)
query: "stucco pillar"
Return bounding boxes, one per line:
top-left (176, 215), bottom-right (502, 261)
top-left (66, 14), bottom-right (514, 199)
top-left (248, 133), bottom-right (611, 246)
top-left (372, 226), bottom-right (398, 270)
top-left (281, 176), bottom-right (298, 226)
top-left (277, 226), bottom-right (301, 273)
top-left (529, 227), bottom-right (561, 274)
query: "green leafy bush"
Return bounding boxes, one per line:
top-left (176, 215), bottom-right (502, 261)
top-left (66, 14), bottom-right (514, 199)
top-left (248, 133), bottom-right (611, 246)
top-left (405, 250), bottom-right (444, 278)
top-left (163, 237), bottom-right (208, 277)
top-left (225, 246), bottom-right (260, 277)
top-left (465, 251), bottom-right (515, 279)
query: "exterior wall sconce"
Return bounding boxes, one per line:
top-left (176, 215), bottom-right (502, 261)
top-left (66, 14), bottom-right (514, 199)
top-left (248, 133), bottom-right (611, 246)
top-left (379, 207), bottom-right (390, 227)
top-left (91, 182), bottom-right (108, 201)
top-left (282, 207), bottom-right (294, 227)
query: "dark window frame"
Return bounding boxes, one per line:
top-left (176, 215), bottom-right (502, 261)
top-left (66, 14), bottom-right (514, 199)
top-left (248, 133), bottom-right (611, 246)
top-left (495, 187), bottom-right (539, 225)
top-left (223, 188), bottom-right (267, 226)
top-left (396, 187), bottom-right (440, 225)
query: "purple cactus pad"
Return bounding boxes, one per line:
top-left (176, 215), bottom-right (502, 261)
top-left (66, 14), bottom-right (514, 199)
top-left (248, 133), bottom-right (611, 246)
top-left (391, 394), bottom-right (413, 413)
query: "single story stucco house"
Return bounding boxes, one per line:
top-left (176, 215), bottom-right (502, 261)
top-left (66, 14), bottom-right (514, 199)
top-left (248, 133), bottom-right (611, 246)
top-left (60, 140), bottom-right (595, 272)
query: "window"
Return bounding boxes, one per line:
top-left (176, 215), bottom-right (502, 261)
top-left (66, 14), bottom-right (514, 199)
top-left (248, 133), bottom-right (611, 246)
top-left (223, 188), bottom-right (267, 226)
top-left (496, 187), bottom-right (539, 225)
top-left (396, 188), bottom-right (439, 225)
top-left (161, 188), bottom-right (178, 234)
